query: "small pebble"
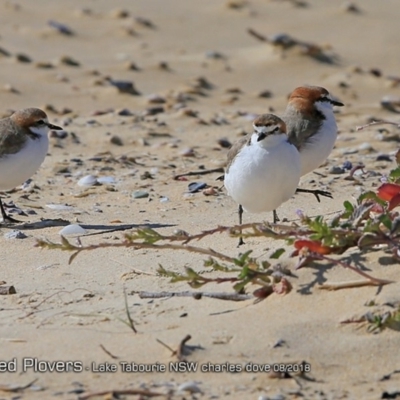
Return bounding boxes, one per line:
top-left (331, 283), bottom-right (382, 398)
top-left (59, 224), bottom-right (87, 236)
top-left (188, 182), bottom-right (207, 193)
top-left (160, 196), bottom-right (169, 203)
top-left (106, 78), bottom-right (140, 95)
top-left (97, 176), bottom-right (116, 184)
top-left (173, 229), bottom-right (189, 237)
top-left (115, 108), bottom-right (134, 116)
top-left (110, 135), bottom-right (123, 146)
top-left (78, 175), bottom-right (98, 187)
top-left (258, 90), bottom-right (273, 98)
top-left (14, 53), bottom-right (31, 63)
top-left (109, 8), bottom-right (130, 18)
top-left (205, 51), bottom-right (225, 59)
top-left (177, 381), bottom-right (202, 394)
top-left (58, 55), bottom-right (80, 67)
top-left (342, 160), bottom-right (353, 170)
top-left (132, 190), bottom-right (149, 199)
top-left (158, 61), bottom-right (170, 70)
top-left (48, 20), bottom-right (74, 35)
top-left (342, 2), bottom-right (361, 13)
top-left (140, 171), bottom-right (153, 180)
top-left (180, 147), bottom-right (195, 157)
top-left (217, 138), bottom-right (232, 148)
top-left (381, 96), bottom-right (400, 113)
top-left (146, 94), bottom-right (166, 104)
top-left (4, 230), bottom-right (27, 240)
top-left (203, 187), bottom-right (217, 196)
top-left (376, 154), bottom-right (391, 162)
top-left (358, 142), bottom-right (374, 153)
top-left (0, 47), bottom-right (11, 57)
top-left (135, 16), bottom-right (155, 29)
top-left (143, 106), bottom-right (164, 116)
top-left (329, 166), bottom-right (345, 175)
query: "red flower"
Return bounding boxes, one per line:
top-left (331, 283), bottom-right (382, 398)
top-left (294, 239), bottom-right (332, 255)
top-left (377, 183), bottom-right (400, 210)
top-left (377, 183), bottom-right (400, 201)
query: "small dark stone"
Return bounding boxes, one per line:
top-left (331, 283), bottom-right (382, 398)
top-left (342, 160), bottom-right (353, 170)
top-left (106, 78), bottom-right (140, 95)
top-left (258, 90), bottom-right (273, 98)
top-left (376, 154), bottom-right (392, 162)
top-left (144, 106), bottom-right (164, 116)
top-left (110, 135), bottom-right (123, 146)
top-left (48, 20), bottom-right (74, 36)
top-left (217, 138), bottom-right (232, 148)
top-left (188, 182), bottom-right (207, 193)
top-left (329, 166), bottom-right (345, 174)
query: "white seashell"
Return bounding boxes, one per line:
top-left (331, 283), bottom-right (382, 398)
top-left (97, 176), bottom-right (116, 184)
top-left (46, 204), bottom-right (74, 211)
top-left (59, 224), bottom-right (87, 236)
top-left (177, 381), bottom-right (202, 394)
top-left (78, 175), bottom-right (98, 187)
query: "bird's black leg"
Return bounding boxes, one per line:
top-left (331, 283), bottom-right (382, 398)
top-left (0, 197), bottom-right (20, 223)
top-left (238, 204), bottom-right (244, 246)
top-left (295, 188), bottom-right (333, 203)
top-left (273, 209), bottom-right (280, 224)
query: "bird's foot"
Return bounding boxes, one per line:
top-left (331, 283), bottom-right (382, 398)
top-left (295, 188), bottom-right (333, 203)
top-left (273, 209), bottom-right (280, 224)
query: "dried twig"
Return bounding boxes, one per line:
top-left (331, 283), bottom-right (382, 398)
top-left (78, 389), bottom-right (165, 400)
top-left (173, 167), bottom-right (224, 180)
top-left (318, 280), bottom-right (386, 290)
top-left (134, 290), bottom-right (252, 301)
top-left (247, 28), bottom-right (267, 42)
top-left (176, 334), bottom-right (192, 360)
top-left (356, 120), bottom-right (400, 131)
top-left (99, 344), bottom-right (119, 359)
top-left (0, 379), bottom-right (38, 393)
top-left (156, 334), bottom-right (192, 360)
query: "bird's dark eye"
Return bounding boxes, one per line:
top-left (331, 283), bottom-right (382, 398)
top-left (273, 126), bottom-right (280, 133)
top-left (36, 120), bottom-right (46, 126)
top-left (319, 97), bottom-right (330, 102)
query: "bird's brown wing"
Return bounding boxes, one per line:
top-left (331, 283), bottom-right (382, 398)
top-left (0, 119), bottom-right (28, 158)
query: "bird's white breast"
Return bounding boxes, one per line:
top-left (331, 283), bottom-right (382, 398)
top-left (299, 108), bottom-right (337, 176)
top-left (0, 134), bottom-right (49, 191)
top-left (224, 134), bottom-right (301, 213)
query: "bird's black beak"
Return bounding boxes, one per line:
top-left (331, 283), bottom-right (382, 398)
top-left (330, 99), bottom-right (344, 107)
top-left (257, 132), bottom-right (266, 142)
top-left (47, 123), bottom-right (63, 130)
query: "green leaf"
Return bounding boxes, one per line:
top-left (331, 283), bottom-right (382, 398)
top-left (389, 166), bottom-right (400, 183)
top-left (233, 281), bottom-right (247, 293)
top-left (185, 267), bottom-right (201, 280)
top-left (270, 248), bottom-right (285, 259)
top-left (379, 214), bottom-right (393, 230)
top-left (343, 200), bottom-right (355, 213)
top-left (233, 250), bottom-right (253, 267)
top-left (357, 233), bottom-right (383, 249)
top-left (189, 280), bottom-right (206, 289)
top-left (357, 191), bottom-right (386, 206)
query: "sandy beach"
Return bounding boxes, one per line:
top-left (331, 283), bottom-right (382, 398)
top-left (1, 1), bottom-right (400, 399)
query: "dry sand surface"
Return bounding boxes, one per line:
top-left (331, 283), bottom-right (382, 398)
top-left (1, 0), bottom-right (400, 399)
